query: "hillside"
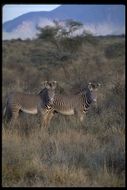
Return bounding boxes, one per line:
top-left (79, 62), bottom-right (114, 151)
top-left (2, 34), bottom-right (125, 187)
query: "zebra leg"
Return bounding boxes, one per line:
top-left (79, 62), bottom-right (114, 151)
top-left (74, 110), bottom-right (83, 122)
top-left (44, 109), bottom-right (54, 127)
top-left (38, 108), bottom-right (49, 128)
top-left (9, 109), bottom-right (19, 128)
top-left (38, 110), bottom-right (44, 128)
top-left (42, 109), bottom-right (54, 128)
top-left (78, 111), bottom-right (88, 131)
top-left (79, 113), bottom-right (84, 122)
top-left (75, 110), bottom-right (85, 128)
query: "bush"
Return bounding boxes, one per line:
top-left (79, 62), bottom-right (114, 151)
top-left (104, 42), bottom-right (125, 59)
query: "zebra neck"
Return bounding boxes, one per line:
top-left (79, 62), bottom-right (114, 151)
top-left (84, 91), bottom-right (92, 108)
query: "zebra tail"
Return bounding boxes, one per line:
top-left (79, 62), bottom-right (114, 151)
top-left (3, 99), bottom-right (10, 121)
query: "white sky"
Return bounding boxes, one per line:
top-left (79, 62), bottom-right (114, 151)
top-left (3, 4), bottom-right (61, 23)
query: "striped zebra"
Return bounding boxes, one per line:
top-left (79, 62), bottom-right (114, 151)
top-left (3, 81), bottom-right (57, 128)
top-left (43, 82), bottom-right (101, 127)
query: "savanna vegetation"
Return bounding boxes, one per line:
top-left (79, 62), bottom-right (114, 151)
top-left (2, 20), bottom-right (125, 187)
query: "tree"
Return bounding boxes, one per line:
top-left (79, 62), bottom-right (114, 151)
top-left (36, 25), bottom-right (60, 50)
top-left (65, 19), bottom-right (83, 37)
top-left (36, 20), bottom-right (91, 79)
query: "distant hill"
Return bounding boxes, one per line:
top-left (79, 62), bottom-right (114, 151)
top-left (3, 5), bottom-right (125, 40)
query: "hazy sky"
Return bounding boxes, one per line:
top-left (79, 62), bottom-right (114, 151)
top-left (3, 4), bottom-right (61, 22)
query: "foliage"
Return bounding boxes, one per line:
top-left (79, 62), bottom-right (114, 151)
top-left (2, 31), bottom-right (125, 187)
top-left (104, 42), bottom-right (125, 59)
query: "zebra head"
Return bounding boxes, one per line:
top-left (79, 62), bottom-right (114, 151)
top-left (86, 82), bottom-right (101, 104)
top-left (39, 81), bottom-right (57, 107)
top-left (44, 81), bottom-right (57, 104)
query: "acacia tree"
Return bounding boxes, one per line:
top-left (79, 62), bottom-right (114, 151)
top-left (65, 19), bottom-right (83, 36)
top-left (36, 19), bottom-right (86, 51)
top-left (36, 20), bottom-right (90, 79)
top-left (36, 24), bottom-right (60, 50)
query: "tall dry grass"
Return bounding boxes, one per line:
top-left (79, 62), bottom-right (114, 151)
top-left (2, 122), bottom-right (125, 187)
top-left (2, 35), bottom-right (125, 187)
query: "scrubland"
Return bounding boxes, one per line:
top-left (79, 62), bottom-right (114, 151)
top-left (2, 34), bottom-right (125, 187)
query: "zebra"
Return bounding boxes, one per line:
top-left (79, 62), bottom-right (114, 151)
top-left (3, 81), bottom-right (57, 128)
top-left (43, 82), bottom-right (101, 127)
